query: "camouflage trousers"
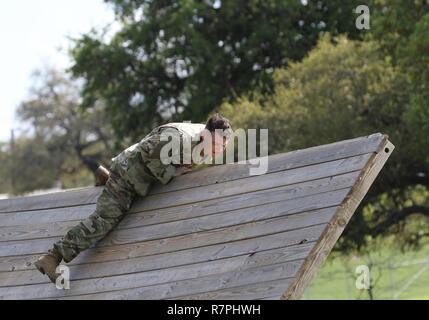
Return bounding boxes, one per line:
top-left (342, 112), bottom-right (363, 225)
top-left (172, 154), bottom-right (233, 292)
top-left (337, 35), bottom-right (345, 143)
top-left (53, 154), bottom-right (158, 263)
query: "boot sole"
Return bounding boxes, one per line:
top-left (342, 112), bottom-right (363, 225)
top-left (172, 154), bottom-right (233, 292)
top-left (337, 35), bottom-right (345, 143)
top-left (34, 261), bottom-right (46, 275)
top-left (34, 261), bottom-right (59, 284)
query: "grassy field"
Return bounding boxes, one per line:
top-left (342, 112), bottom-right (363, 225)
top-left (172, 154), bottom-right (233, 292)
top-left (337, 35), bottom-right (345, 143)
top-left (303, 242), bottom-right (429, 300)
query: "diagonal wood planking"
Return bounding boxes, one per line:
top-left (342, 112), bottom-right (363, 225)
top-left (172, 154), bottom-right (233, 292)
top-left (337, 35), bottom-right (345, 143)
top-left (0, 133), bottom-right (393, 300)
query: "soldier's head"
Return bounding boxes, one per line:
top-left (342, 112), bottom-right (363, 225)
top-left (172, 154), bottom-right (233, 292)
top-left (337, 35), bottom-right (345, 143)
top-left (201, 113), bottom-right (232, 159)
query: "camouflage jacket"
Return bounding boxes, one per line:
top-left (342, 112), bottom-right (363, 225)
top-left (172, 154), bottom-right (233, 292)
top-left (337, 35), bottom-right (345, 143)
top-left (110, 123), bottom-right (206, 188)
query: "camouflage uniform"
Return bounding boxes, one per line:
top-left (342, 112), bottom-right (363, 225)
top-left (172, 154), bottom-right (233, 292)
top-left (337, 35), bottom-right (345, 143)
top-left (53, 123), bottom-right (206, 263)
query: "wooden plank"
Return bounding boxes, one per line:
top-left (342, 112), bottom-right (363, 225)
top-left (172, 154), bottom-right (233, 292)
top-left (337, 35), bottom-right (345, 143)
top-left (1, 240), bottom-right (315, 286)
top-left (259, 295), bottom-right (281, 300)
top-left (50, 260), bottom-right (303, 300)
top-left (0, 218), bottom-right (328, 275)
top-left (0, 133), bottom-right (384, 213)
top-left (0, 165), bottom-right (362, 230)
top-left (121, 171), bottom-right (360, 228)
top-left (281, 136), bottom-right (394, 299)
top-left (70, 278), bottom-right (292, 300)
top-left (1, 240), bottom-right (315, 287)
top-left (0, 187), bottom-right (102, 214)
top-left (0, 223), bottom-right (324, 273)
top-left (0, 188), bottom-right (348, 256)
top-left (128, 154), bottom-right (370, 212)
top-left (0, 172), bottom-right (360, 241)
top-left (1, 248), bottom-right (305, 299)
top-left (0, 204), bottom-right (95, 228)
top-left (0, 254), bottom-right (36, 272)
top-left (172, 278), bottom-right (292, 300)
top-left (78, 188), bottom-right (348, 247)
top-left (0, 133), bottom-right (392, 300)
top-left (0, 148), bottom-right (370, 223)
top-left (152, 133), bottom-right (385, 194)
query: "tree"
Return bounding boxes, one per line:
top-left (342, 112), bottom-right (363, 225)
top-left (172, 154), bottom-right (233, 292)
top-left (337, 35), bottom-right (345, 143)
top-left (221, 35), bottom-right (429, 251)
top-left (364, 1), bottom-right (429, 248)
top-left (368, 1), bottom-right (429, 166)
top-left (368, 0), bottom-right (429, 67)
top-left (6, 67), bottom-right (116, 194)
top-left (69, 0), bottom-right (369, 141)
top-left (5, 136), bottom-right (60, 195)
top-left (0, 142), bottom-right (12, 194)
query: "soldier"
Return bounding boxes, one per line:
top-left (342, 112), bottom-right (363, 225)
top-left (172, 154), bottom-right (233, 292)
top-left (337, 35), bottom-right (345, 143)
top-left (34, 113), bottom-right (232, 284)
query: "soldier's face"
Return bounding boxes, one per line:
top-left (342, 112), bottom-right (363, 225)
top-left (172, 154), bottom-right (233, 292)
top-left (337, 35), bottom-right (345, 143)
top-left (200, 130), bottom-right (227, 159)
top-left (211, 131), bottom-right (227, 158)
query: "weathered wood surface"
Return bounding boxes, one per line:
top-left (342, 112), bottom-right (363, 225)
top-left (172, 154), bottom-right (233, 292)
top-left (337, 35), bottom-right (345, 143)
top-left (0, 133), bottom-right (393, 300)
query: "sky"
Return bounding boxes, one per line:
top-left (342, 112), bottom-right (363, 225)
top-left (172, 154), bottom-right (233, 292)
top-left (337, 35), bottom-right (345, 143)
top-left (0, 0), bottom-right (116, 142)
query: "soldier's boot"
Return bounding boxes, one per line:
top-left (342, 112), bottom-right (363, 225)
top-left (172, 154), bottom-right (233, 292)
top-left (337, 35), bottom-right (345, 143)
top-left (95, 165), bottom-right (110, 186)
top-left (34, 248), bottom-right (63, 284)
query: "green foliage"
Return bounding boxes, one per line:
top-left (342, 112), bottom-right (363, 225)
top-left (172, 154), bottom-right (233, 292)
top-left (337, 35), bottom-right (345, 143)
top-left (0, 143), bottom-right (12, 194)
top-left (221, 35), bottom-right (429, 251)
top-left (7, 137), bottom-right (60, 194)
top-left (70, 0), bottom-right (367, 141)
top-left (369, 0), bottom-right (429, 66)
top-left (3, 1), bottom-right (428, 254)
top-left (369, 1), bottom-right (429, 154)
top-left (0, 68), bottom-right (116, 195)
top-left (222, 35), bottom-right (409, 152)
top-left (305, 239), bottom-right (429, 299)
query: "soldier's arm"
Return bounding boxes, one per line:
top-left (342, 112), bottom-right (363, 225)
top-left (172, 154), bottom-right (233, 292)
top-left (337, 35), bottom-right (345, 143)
top-left (139, 128), bottom-right (189, 184)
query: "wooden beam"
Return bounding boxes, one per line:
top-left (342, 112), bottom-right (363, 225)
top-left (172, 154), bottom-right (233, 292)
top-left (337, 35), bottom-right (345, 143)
top-left (281, 135), bottom-right (393, 299)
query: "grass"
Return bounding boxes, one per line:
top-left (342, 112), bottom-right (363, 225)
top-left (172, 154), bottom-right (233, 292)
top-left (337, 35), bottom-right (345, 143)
top-left (303, 241), bottom-right (429, 300)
